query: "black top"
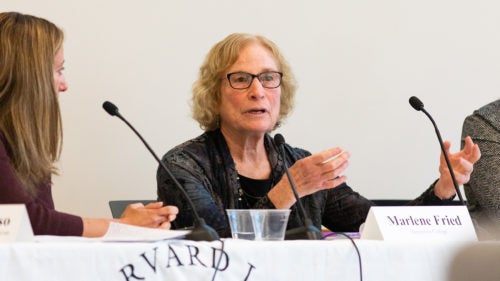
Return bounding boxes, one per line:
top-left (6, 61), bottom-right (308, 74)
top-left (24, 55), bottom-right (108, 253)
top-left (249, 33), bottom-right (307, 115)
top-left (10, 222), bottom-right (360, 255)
top-left (238, 174), bottom-right (272, 209)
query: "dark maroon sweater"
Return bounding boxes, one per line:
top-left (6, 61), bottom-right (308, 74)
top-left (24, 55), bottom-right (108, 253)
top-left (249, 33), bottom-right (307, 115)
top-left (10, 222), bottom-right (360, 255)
top-left (0, 135), bottom-right (83, 236)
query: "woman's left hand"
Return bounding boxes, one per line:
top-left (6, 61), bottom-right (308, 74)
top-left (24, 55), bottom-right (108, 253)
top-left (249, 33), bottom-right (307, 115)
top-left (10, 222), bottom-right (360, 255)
top-left (434, 136), bottom-right (481, 199)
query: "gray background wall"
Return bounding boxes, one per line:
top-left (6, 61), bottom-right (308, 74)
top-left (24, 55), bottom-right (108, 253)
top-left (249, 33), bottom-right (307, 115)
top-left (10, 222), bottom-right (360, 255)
top-left (2, 0), bottom-right (498, 218)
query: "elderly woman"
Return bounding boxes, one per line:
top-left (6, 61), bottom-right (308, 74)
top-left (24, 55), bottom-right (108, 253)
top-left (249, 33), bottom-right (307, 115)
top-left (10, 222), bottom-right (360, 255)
top-left (157, 33), bottom-right (480, 237)
top-left (0, 12), bottom-right (178, 237)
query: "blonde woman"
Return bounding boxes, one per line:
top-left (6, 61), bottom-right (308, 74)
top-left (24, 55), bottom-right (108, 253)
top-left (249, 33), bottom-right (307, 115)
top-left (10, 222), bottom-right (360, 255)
top-left (0, 12), bottom-right (178, 237)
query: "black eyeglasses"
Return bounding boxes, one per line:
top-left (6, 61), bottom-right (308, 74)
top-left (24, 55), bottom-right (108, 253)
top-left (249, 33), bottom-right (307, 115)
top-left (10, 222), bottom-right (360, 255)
top-left (226, 71), bottom-right (283, 89)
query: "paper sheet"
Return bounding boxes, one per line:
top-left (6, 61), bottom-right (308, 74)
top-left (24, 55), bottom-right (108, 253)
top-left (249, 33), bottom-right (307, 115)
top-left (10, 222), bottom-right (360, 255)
top-left (34, 222), bottom-right (190, 242)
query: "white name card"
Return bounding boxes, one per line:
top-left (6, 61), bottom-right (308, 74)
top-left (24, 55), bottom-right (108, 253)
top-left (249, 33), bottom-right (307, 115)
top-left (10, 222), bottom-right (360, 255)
top-left (360, 206), bottom-right (477, 241)
top-left (0, 204), bottom-right (34, 242)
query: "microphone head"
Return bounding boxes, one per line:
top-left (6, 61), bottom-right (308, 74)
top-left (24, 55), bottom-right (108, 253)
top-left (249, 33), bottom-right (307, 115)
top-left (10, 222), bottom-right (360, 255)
top-left (409, 96), bottom-right (424, 111)
top-left (103, 101), bottom-right (120, 116)
top-left (274, 133), bottom-right (285, 147)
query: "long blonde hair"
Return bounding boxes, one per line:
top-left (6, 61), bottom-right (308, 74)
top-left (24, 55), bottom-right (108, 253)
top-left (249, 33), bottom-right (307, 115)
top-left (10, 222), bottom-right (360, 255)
top-left (0, 12), bottom-right (64, 195)
top-left (192, 33), bottom-right (297, 131)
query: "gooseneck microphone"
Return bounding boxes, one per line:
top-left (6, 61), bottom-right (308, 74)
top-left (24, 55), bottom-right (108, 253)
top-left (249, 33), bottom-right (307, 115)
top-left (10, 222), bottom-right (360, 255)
top-left (408, 96), bottom-right (465, 205)
top-left (274, 134), bottom-right (322, 240)
top-left (102, 101), bottom-right (220, 241)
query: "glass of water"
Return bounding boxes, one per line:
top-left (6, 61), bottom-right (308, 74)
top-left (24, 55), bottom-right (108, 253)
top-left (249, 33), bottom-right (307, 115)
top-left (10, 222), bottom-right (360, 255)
top-left (226, 209), bottom-right (256, 240)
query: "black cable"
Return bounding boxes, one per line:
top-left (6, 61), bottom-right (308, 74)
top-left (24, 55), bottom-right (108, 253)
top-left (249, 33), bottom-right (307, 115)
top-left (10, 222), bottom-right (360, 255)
top-left (322, 232), bottom-right (363, 281)
top-left (210, 239), bottom-right (225, 281)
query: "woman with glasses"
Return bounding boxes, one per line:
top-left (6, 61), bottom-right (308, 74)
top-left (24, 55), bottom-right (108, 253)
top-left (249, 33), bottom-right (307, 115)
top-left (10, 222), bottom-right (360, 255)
top-left (157, 33), bottom-right (480, 237)
top-left (0, 12), bottom-right (178, 237)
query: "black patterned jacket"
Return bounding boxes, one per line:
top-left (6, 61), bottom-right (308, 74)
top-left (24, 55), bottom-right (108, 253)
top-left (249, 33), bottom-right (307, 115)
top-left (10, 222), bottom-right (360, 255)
top-left (157, 129), bottom-right (446, 237)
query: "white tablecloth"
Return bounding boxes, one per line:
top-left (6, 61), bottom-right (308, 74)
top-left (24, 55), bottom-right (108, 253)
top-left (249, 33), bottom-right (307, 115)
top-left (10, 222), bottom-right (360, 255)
top-left (0, 237), bottom-right (496, 281)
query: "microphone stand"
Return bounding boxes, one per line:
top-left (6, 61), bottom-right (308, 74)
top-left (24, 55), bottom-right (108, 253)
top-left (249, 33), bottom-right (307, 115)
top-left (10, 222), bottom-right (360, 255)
top-left (274, 134), bottom-right (322, 240)
top-left (103, 101), bottom-right (220, 241)
top-left (409, 96), bottom-right (466, 205)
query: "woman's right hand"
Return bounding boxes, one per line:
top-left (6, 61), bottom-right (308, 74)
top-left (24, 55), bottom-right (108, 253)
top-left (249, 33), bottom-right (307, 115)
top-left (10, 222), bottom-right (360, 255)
top-left (269, 147), bottom-right (350, 209)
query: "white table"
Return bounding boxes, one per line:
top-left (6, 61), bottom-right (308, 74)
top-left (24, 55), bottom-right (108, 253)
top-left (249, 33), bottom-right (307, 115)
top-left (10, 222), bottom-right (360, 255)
top-left (0, 237), bottom-right (496, 281)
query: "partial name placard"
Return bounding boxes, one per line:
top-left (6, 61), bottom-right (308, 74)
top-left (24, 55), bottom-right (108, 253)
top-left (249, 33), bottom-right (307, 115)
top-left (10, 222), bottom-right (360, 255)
top-left (0, 204), bottom-right (34, 242)
top-left (360, 206), bottom-right (477, 241)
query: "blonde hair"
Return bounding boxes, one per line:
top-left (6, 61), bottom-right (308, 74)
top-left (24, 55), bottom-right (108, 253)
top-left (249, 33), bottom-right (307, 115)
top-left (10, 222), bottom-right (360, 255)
top-left (0, 12), bottom-right (64, 195)
top-left (192, 33), bottom-right (297, 131)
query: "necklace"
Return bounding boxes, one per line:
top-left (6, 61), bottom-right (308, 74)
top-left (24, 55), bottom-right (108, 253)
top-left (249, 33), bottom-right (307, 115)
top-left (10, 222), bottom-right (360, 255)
top-left (237, 174), bottom-right (272, 208)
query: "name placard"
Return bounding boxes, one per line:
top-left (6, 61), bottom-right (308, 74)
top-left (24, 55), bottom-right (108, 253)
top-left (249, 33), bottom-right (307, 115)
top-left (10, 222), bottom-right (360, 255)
top-left (360, 206), bottom-right (477, 241)
top-left (0, 204), bottom-right (34, 243)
